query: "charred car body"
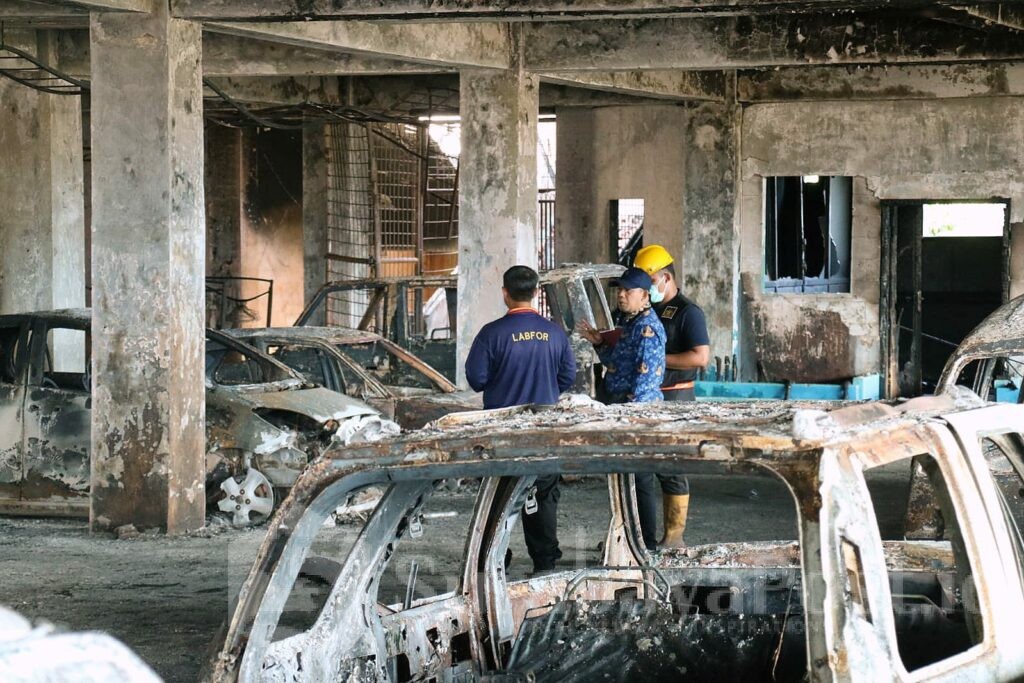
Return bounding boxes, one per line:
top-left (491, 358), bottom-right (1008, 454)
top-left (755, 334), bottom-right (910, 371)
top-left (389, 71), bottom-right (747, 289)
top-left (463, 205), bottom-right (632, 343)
top-left (0, 309), bottom-right (396, 524)
top-left (937, 293), bottom-right (1024, 402)
top-left (297, 264), bottom-right (625, 396)
top-left (224, 327), bottom-right (480, 430)
top-left (207, 396), bottom-right (1024, 682)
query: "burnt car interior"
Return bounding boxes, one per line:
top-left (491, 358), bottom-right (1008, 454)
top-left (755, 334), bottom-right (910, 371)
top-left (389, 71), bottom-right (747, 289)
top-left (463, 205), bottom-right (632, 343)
top-left (228, 436), bottom-right (998, 683)
top-left (952, 355), bottom-right (1024, 403)
top-left (206, 338), bottom-right (290, 386)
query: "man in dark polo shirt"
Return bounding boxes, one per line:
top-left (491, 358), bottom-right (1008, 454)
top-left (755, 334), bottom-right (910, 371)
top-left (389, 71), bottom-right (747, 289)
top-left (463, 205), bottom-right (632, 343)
top-left (465, 265), bottom-right (576, 572)
top-left (633, 244), bottom-right (711, 549)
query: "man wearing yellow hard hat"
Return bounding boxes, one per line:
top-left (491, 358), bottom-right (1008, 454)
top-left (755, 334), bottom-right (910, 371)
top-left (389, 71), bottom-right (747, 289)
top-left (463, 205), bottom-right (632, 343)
top-left (632, 244), bottom-right (711, 549)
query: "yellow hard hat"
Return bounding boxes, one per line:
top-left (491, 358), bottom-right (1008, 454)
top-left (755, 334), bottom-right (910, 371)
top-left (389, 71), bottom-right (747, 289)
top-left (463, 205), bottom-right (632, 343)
top-left (634, 244), bottom-right (674, 275)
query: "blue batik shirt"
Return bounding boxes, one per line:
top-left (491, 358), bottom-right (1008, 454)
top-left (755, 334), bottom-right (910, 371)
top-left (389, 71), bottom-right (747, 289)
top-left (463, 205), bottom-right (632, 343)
top-left (598, 307), bottom-right (666, 403)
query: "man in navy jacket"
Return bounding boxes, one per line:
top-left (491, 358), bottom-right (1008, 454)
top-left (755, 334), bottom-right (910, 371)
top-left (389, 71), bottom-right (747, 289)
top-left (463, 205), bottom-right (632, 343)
top-left (465, 266), bottom-right (576, 572)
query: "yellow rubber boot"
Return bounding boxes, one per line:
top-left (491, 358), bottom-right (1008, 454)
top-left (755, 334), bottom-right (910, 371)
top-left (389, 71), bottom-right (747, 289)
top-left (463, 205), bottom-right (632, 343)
top-left (659, 494), bottom-right (689, 549)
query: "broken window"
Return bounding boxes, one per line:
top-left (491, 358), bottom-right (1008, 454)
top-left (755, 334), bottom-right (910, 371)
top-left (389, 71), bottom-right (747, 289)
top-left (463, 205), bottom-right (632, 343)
top-left (764, 176), bottom-right (852, 293)
top-left (34, 326), bottom-right (88, 393)
top-left (377, 479), bottom-right (478, 608)
top-left (979, 434), bottom-right (1024, 550)
top-left (269, 344), bottom-right (344, 391)
top-left (0, 325), bottom-right (25, 384)
top-left (861, 454), bottom-right (984, 672)
top-left (339, 340), bottom-right (445, 392)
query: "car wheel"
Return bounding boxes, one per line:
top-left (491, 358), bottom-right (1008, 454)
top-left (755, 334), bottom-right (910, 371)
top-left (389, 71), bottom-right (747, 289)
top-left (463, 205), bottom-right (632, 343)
top-left (217, 467), bottom-right (276, 526)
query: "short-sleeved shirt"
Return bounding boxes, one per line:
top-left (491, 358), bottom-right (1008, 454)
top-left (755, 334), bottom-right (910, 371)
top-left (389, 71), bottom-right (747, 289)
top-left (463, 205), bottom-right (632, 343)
top-left (465, 308), bottom-right (576, 409)
top-left (654, 291), bottom-right (709, 385)
top-left (597, 307), bottom-right (666, 403)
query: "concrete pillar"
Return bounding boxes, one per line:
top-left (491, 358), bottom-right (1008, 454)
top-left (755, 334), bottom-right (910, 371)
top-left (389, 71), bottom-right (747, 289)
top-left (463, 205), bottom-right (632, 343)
top-left (457, 67), bottom-right (539, 388)
top-left (679, 101), bottom-right (738, 363)
top-left (554, 108), bottom-right (605, 265)
top-left (303, 121), bottom-right (329, 325)
top-left (205, 125), bottom-right (243, 280)
top-left (0, 31), bottom-right (86, 356)
top-left (89, 7), bottom-right (206, 533)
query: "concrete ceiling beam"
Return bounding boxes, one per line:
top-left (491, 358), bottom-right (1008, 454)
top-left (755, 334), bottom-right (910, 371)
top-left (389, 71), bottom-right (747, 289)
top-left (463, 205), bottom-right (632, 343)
top-left (524, 13), bottom-right (1024, 70)
top-left (204, 19), bottom-right (512, 69)
top-left (737, 61), bottom-right (1024, 101)
top-left (55, 30), bottom-right (452, 78)
top-left (23, 0), bottom-right (152, 12)
top-left (169, 0), bottom-right (1015, 21)
top-left (959, 4), bottom-right (1024, 32)
top-left (539, 69), bottom-right (726, 100)
top-left (0, 1), bottom-right (85, 18)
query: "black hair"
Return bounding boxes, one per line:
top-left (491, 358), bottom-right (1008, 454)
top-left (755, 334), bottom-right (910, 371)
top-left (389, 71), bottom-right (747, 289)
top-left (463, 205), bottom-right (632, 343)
top-left (661, 263), bottom-right (676, 280)
top-left (503, 265), bottom-right (539, 301)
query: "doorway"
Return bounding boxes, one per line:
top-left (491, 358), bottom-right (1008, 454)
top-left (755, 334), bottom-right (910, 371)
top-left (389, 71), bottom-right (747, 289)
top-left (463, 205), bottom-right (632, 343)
top-left (881, 200), bottom-right (1010, 397)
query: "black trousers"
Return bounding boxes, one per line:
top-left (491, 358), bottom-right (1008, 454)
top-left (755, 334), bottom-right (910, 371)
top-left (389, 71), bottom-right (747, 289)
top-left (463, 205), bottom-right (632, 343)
top-left (635, 384), bottom-right (694, 549)
top-left (522, 474), bottom-right (561, 569)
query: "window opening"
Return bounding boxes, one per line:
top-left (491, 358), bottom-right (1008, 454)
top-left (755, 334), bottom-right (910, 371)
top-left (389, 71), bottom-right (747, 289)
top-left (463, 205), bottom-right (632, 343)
top-left (36, 326), bottom-right (88, 391)
top-left (339, 340), bottom-right (442, 392)
top-left (764, 176), bottom-right (852, 293)
top-left (610, 198), bottom-right (644, 266)
top-left (861, 454), bottom-right (984, 671)
top-left (271, 484), bottom-right (382, 642)
top-left (923, 203), bottom-right (1005, 238)
top-left (378, 479), bottom-right (479, 607)
top-left (0, 326), bottom-right (24, 384)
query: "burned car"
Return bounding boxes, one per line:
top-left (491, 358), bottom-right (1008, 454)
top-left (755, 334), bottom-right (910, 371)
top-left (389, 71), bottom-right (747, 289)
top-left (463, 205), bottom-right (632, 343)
top-left (937, 293), bottom-right (1024, 402)
top-left (207, 396), bottom-right (1024, 682)
top-left (224, 327), bottom-right (480, 430)
top-left (296, 264), bottom-right (624, 396)
top-left (0, 309), bottom-right (396, 524)
top-left (296, 276), bottom-right (459, 381)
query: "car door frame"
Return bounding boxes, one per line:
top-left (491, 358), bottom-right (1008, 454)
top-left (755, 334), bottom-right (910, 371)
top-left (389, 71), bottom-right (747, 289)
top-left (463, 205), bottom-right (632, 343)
top-left (0, 318), bottom-right (31, 508)
top-left (818, 420), bottom-right (1016, 682)
top-left (21, 316), bottom-right (91, 515)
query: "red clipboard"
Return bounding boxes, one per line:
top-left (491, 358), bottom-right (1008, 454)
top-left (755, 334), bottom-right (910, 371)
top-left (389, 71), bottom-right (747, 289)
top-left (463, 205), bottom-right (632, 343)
top-left (599, 328), bottom-right (623, 347)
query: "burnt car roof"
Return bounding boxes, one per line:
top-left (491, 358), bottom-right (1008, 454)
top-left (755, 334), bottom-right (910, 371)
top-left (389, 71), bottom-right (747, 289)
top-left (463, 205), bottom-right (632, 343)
top-left (315, 393), bottom-right (975, 469)
top-left (950, 294), bottom-right (1024, 355)
top-left (538, 263), bottom-right (625, 283)
top-left (226, 326), bottom-right (384, 346)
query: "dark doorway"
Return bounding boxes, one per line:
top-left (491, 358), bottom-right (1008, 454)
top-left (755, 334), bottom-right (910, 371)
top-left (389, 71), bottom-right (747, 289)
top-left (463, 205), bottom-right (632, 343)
top-left (881, 201), bottom-right (1009, 397)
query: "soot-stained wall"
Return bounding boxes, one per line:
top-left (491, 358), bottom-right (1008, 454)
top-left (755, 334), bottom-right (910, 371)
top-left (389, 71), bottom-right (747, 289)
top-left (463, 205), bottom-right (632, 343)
top-left (738, 97), bottom-right (1024, 384)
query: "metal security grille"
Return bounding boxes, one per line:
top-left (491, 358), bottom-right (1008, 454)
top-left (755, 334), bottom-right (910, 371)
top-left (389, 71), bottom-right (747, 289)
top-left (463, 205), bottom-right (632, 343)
top-left (324, 121), bottom-right (462, 330)
top-left (423, 123), bottom-right (459, 277)
top-left (538, 190), bottom-right (556, 271)
top-left (371, 124), bottom-right (421, 279)
top-left (326, 122), bottom-right (375, 329)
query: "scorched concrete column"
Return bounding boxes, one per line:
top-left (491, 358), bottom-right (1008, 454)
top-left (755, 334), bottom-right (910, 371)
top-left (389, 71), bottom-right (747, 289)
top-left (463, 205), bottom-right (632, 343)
top-left (303, 121), bottom-right (329, 326)
top-left (0, 30), bottom-right (86, 335)
top-left (680, 102), bottom-right (739, 366)
top-left (457, 67), bottom-right (539, 388)
top-left (89, 7), bottom-right (206, 533)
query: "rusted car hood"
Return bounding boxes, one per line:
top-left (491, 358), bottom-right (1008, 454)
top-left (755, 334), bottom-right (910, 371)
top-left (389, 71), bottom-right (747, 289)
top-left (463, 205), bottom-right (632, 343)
top-left (226, 385), bottom-right (378, 423)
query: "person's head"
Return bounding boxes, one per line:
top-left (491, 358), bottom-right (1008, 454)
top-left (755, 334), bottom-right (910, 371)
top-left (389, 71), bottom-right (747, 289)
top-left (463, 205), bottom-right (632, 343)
top-left (634, 244), bottom-right (678, 302)
top-left (610, 267), bottom-right (653, 315)
top-left (502, 265), bottom-right (539, 308)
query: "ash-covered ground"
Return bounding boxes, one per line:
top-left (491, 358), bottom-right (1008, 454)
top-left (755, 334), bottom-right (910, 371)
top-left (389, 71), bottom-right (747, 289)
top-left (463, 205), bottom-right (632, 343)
top-left (0, 467), bottom-right (909, 681)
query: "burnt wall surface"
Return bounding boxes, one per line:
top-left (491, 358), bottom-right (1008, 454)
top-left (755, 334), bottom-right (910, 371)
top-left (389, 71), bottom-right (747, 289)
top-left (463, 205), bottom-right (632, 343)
top-left (556, 103), bottom-right (737, 359)
top-left (738, 96), bottom-right (1024, 383)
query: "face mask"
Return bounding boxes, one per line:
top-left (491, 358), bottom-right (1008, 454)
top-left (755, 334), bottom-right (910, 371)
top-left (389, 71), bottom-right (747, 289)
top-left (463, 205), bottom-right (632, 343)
top-left (649, 277), bottom-right (666, 304)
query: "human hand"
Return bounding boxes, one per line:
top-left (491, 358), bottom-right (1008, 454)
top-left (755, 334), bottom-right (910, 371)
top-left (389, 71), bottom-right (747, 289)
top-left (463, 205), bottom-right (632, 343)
top-left (575, 320), bottom-right (602, 344)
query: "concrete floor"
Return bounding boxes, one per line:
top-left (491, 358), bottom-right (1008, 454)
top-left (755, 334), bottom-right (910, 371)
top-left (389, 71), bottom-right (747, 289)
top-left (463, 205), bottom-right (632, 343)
top-left (0, 471), bottom-right (909, 681)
